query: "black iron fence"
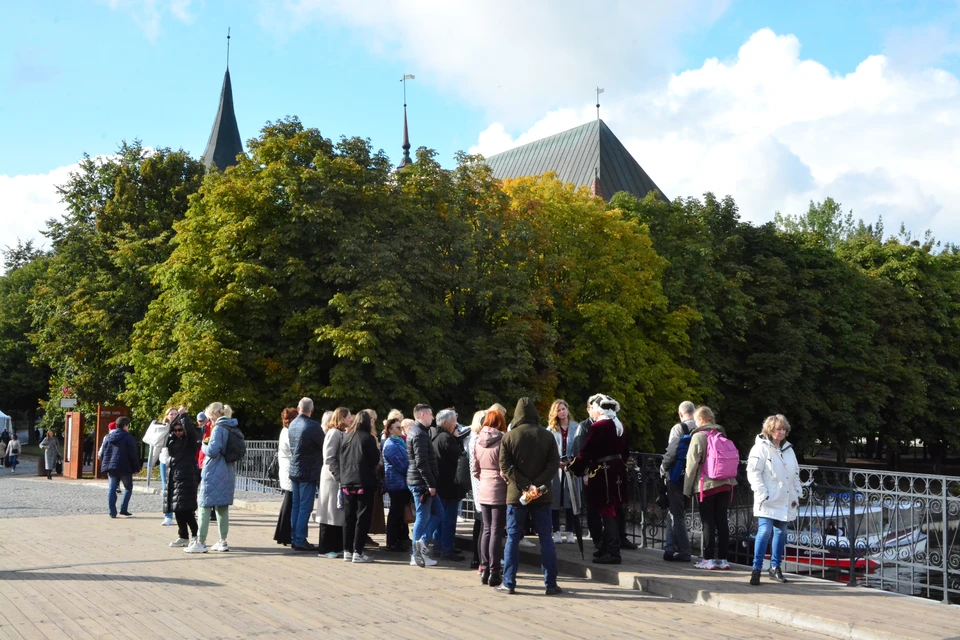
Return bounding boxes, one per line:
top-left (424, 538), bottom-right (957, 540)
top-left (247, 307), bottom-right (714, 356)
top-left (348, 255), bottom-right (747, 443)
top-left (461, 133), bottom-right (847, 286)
top-left (625, 453), bottom-right (960, 604)
top-left (235, 441), bottom-right (959, 604)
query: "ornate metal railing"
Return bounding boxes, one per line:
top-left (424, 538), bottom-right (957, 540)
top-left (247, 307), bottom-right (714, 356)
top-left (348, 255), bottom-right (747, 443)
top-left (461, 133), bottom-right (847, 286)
top-left (625, 453), bottom-right (960, 604)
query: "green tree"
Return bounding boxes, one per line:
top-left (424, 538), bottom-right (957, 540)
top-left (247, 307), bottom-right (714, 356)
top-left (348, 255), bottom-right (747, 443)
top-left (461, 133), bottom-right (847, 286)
top-left (29, 142), bottom-right (204, 429)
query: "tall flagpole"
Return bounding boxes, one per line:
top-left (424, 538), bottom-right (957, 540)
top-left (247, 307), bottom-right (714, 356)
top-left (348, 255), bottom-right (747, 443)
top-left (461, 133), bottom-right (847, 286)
top-left (226, 27), bottom-right (231, 68)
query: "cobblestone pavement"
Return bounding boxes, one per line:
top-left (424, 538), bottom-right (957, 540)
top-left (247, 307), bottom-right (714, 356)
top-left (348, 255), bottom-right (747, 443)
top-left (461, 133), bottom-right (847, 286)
top-left (0, 456), bottom-right (282, 518)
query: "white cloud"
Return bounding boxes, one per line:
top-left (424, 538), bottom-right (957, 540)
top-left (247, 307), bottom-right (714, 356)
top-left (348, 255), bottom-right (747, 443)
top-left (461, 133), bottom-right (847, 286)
top-left (102, 0), bottom-right (198, 41)
top-left (0, 164), bottom-right (75, 267)
top-left (472, 29), bottom-right (960, 242)
top-left (261, 0), bottom-right (731, 124)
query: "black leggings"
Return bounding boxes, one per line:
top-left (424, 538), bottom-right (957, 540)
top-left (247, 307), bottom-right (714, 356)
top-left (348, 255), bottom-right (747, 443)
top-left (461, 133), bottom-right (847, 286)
top-left (698, 491), bottom-right (730, 560)
top-left (175, 510), bottom-right (198, 540)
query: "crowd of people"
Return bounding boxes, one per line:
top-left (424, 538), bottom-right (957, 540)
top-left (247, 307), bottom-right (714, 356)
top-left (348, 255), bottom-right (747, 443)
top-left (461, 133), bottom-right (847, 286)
top-left (88, 392), bottom-right (801, 592)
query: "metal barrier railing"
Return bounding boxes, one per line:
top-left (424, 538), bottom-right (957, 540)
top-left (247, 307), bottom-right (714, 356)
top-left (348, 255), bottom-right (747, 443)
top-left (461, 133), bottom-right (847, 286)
top-left (627, 453), bottom-right (960, 604)
top-left (235, 441), bottom-right (958, 603)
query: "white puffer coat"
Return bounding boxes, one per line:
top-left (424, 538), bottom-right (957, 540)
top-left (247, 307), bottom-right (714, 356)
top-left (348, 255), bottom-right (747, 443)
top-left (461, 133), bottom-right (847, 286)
top-left (746, 434), bottom-right (802, 522)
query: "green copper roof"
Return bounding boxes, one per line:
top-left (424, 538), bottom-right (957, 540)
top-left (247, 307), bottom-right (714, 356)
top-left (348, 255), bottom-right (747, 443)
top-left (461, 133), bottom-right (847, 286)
top-left (484, 119), bottom-right (666, 201)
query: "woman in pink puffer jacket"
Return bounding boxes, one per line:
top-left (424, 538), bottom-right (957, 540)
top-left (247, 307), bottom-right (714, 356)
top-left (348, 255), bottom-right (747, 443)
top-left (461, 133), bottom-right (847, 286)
top-left (472, 410), bottom-right (508, 587)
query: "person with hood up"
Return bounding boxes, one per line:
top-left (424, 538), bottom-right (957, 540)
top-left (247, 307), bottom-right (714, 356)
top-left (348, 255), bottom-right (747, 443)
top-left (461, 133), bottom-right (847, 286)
top-left (186, 402), bottom-right (239, 554)
top-left (683, 406), bottom-right (738, 570)
top-left (472, 409), bottom-right (508, 587)
top-left (163, 410), bottom-right (201, 547)
top-left (571, 394), bottom-right (628, 565)
top-left (746, 414), bottom-right (802, 585)
top-left (498, 397), bottom-right (562, 595)
top-left (100, 418), bottom-right (141, 517)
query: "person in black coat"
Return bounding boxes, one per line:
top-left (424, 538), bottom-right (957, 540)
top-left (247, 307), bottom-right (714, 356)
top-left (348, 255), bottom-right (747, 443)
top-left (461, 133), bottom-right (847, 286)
top-left (287, 398), bottom-right (325, 551)
top-left (336, 410), bottom-right (381, 563)
top-left (432, 409), bottom-right (466, 561)
top-left (164, 414), bottom-right (200, 547)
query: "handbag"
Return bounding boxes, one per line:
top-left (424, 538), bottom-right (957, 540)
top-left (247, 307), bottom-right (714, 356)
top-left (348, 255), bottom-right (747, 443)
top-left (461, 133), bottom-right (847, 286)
top-left (55, 455), bottom-right (63, 475)
top-left (266, 454), bottom-right (279, 481)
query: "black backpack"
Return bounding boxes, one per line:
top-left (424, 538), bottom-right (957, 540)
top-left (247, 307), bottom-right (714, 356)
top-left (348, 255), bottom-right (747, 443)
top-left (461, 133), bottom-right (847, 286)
top-left (223, 425), bottom-right (247, 463)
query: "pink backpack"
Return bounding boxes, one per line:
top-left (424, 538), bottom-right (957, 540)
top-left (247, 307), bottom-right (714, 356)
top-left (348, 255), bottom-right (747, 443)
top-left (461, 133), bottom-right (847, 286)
top-left (699, 429), bottom-right (739, 501)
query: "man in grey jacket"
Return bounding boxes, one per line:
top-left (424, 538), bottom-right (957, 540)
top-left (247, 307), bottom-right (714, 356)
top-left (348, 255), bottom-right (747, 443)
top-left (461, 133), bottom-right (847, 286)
top-left (288, 398), bottom-right (324, 551)
top-left (659, 400), bottom-right (695, 562)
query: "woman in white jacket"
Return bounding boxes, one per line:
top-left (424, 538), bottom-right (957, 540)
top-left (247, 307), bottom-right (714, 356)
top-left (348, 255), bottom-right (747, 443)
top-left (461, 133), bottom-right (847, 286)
top-left (746, 414), bottom-right (802, 586)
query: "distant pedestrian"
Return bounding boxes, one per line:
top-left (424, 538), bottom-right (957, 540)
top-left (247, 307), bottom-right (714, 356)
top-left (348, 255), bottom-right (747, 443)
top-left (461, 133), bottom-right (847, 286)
top-left (83, 432), bottom-right (95, 467)
top-left (659, 401), bottom-right (695, 563)
top-left (0, 438), bottom-right (6, 469)
top-left (317, 408), bottom-right (350, 557)
top-left (337, 410), bottom-right (382, 563)
top-left (683, 406), bottom-right (738, 570)
top-left (6, 434), bottom-right (21, 472)
top-left (499, 397), bottom-right (562, 595)
top-left (100, 418), bottom-right (141, 517)
top-left (273, 407), bottom-right (299, 547)
top-left (39, 430), bottom-right (60, 480)
top-left (164, 411), bottom-right (201, 547)
top-left (187, 403), bottom-right (239, 554)
top-left (287, 398), bottom-right (324, 551)
top-left (747, 414), bottom-right (801, 585)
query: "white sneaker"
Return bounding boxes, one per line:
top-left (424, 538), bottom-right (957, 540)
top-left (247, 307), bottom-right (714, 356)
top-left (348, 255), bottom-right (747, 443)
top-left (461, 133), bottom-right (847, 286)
top-left (715, 560), bottom-right (731, 570)
top-left (563, 532), bottom-right (573, 543)
top-left (344, 550), bottom-right (352, 562)
top-left (519, 539), bottom-right (536, 548)
top-left (161, 516), bottom-right (175, 526)
top-left (210, 540), bottom-right (229, 552)
top-left (185, 541), bottom-right (208, 554)
top-left (456, 516), bottom-right (467, 523)
top-left (410, 555), bottom-right (420, 566)
top-left (169, 538), bottom-right (189, 548)
top-left (553, 531), bottom-right (562, 544)
top-left (421, 552), bottom-right (438, 567)
top-left (695, 559), bottom-right (717, 570)
top-left (352, 552), bottom-right (374, 564)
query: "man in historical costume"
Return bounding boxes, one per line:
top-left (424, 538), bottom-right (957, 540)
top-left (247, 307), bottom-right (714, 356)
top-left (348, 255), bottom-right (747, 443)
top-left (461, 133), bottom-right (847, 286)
top-left (571, 394), bottom-right (628, 564)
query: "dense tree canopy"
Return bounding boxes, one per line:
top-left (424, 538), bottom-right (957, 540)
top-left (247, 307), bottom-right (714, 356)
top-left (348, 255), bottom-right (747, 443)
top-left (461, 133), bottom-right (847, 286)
top-left (2, 118), bottom-right (959, 469)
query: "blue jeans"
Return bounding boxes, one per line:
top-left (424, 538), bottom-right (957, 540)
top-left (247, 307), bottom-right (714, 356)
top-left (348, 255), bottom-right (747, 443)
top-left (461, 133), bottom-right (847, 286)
top-left (159, 461), bottom-right (172, 519)
top-left (504, 503), bottom-right (558, 589)
top-left (108, 473), bottom-right (133, 517)
top-left (753, 516), bottom-right (789, 570)
top-left (409, 486), bottom-right (443, 555)
top-left (439, 498), bottom-right (460, 555)
top-left (290, 481), bottom-right (316, 547)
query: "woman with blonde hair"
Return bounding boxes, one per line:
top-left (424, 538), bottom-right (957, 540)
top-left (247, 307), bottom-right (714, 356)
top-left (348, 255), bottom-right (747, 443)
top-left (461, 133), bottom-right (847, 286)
top-left (547, 400), bottom-right (578, 543)
top-left (747, 414), bottom-right (801, 585)
top-left (336, 410), bottom-right (382, 563)
top-left (317, 407), bottom-right (351, 557)
top-left (186, 402), bottom-right (239, 554)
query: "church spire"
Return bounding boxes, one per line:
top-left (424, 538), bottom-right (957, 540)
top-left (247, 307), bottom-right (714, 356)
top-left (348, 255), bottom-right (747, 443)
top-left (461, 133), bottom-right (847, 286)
top-left (202, 29), bottom-right (243, 171)
top-left (398, 74), bottom-right (415, 169)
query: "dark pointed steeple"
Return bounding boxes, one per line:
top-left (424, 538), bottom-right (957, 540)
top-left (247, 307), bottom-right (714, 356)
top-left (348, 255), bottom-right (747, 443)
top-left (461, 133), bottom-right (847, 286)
top-left (398, 73), bottom-right (415, 170)
top-left (202, 30), bottom-right (243, 171)
top-left (398, 104), bottom-right (412, 169)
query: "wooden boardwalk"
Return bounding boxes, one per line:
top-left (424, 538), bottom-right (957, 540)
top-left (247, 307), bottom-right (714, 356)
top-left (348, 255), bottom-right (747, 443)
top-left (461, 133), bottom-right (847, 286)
top-left (0, 505), bottom-right (845, 640)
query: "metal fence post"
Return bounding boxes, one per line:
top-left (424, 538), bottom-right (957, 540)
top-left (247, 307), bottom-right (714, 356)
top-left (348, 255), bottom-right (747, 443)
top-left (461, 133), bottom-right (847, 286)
top-left (848, 469), bottom-right (857, 586)
top-left (943, 480), bottom-right (950, 604)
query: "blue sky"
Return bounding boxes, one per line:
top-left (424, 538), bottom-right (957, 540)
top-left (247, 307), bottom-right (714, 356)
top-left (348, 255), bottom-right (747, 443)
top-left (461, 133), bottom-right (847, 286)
top-left (3, 0), bottom-right (960, 254)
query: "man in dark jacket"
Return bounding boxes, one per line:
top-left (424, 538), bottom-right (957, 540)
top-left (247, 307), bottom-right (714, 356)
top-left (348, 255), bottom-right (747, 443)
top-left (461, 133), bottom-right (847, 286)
top-left (406, 403), bottom-right (442, 568)
top-left (498, 398), bottom-right (562, 595)
top-left (659, 401), bottom-right (695, 562)
top-left (287, 397), bottom-right (324, 551)
top-left (432, 409), bottom-right (465, 561)
top-left (100, 417), bottom-right (142, 518)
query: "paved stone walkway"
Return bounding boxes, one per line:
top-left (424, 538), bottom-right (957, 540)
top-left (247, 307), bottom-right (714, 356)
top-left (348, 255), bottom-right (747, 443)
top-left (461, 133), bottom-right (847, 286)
top-left (0, 490), bottom-right (833, 639)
